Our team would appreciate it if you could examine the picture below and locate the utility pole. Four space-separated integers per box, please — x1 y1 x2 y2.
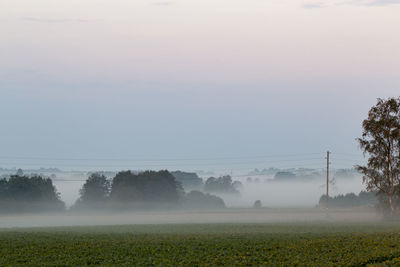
326 151 330 209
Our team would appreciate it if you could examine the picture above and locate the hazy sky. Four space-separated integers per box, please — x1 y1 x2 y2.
1 0 399 171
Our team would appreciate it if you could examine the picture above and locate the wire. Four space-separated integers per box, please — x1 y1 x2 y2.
0 152 324 162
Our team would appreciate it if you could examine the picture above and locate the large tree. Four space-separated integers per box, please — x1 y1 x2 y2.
78 173 110 203
110 170 183 203
356 97 400 216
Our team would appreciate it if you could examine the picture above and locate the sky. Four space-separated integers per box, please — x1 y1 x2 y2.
0 0 399 171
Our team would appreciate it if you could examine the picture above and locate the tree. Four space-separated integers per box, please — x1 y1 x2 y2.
78 173 110 203
16 168 23 176
253 200 262 208
183 190 225 209
171 171 203 190
204 175 240 194
0 178 8 200
110 170 183 203
7 175 61 202
273 172 296 181
318 191 378 208
0 175 65 213
356 97 400 216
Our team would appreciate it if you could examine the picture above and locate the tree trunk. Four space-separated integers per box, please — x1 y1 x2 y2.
389 191 394 215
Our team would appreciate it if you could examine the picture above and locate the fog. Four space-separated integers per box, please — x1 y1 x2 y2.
46 171 365 208
53 180 84 207
0 167 374 228
225 175 364 208
0 208 380 228
4 169 362 208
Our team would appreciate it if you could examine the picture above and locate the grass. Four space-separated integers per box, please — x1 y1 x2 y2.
1 222 400 266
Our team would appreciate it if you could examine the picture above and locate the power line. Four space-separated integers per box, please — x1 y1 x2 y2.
0 152 323 163
0 157 327 168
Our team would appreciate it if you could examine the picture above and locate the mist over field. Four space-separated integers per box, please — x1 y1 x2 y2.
224 175 363 208
1 166 364 210
0 166 377 229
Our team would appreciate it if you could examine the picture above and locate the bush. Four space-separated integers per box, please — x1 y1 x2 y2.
183 191 225 209
253 200 262 208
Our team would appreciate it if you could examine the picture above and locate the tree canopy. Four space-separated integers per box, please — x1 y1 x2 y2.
204 176 241 194
73 170 227 211
171 171 203 190
183 190 225 209
78 173 110 203
0 175 65 213
110 170 183 203
318 191 377 208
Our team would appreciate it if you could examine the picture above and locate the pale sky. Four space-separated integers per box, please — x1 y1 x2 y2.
0 0 399 171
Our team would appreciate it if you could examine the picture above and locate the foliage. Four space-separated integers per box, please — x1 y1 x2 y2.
3 223 400 266
171 171 204 190
0 178 7 199
183 190 225 209
72 173 110 210
74 170 228 210
79 173 110 203
0 175 65 213
109 170 183 203
356 97 400 216
318 191 378 208
204 175 241 194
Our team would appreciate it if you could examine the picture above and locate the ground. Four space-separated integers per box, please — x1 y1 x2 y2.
2 221 400 266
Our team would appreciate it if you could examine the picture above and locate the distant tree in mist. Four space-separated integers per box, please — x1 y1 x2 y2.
16 168 23 176
72 170 229 211
0 178 8 200
232 180 244 191
318 191 377 208
7 175 61 202
78 173 110 203
273 172 296 181
171 171 203 190
183 190 225 209
110 170 183 203
204 176 240 194
0 175 65 213
356 97 400 217
253 200 262 208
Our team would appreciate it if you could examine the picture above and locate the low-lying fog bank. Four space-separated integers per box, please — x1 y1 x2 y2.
1 168 365 209
51 174 364 208
0 208 380 228
225 176 364 207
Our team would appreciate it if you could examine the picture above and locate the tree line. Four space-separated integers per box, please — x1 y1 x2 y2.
74 170 229 210
0 175 65 213
0 170 227 213
318 191 378 208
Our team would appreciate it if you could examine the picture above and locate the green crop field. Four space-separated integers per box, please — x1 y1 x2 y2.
2 223 400 266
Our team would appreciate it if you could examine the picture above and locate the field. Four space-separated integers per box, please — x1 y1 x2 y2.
2 222 400 266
